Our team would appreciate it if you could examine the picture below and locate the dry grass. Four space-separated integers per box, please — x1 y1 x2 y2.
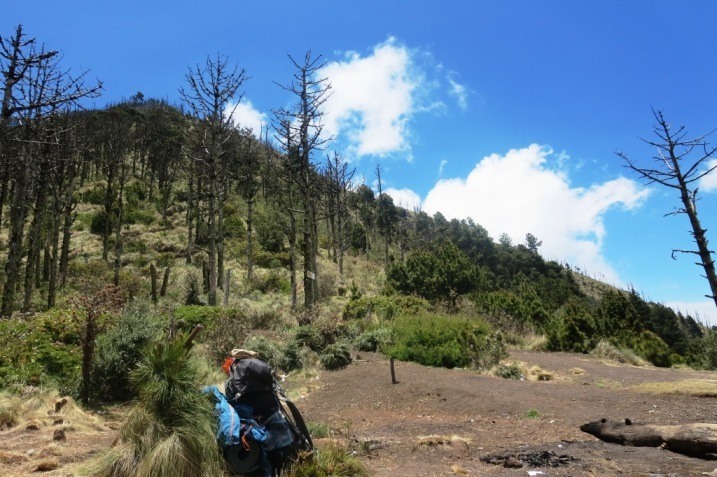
0 389 106 434
570 367 586 375
629 379 717 397
591 340 650 367
416 434 472 447
526 365 554 381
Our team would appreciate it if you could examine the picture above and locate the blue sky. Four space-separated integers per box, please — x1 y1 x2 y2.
4 1 717 323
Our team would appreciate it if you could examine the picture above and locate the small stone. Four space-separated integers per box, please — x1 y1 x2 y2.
52 429 66 441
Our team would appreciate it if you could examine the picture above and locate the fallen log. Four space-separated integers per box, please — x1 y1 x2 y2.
580 418 717 459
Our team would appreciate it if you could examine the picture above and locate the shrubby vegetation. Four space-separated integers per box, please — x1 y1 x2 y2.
3 23 715 477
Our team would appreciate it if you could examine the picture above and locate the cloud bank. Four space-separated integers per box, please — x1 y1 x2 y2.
421 144 649 283
385 187 422 211
225 99 267 138
323 38 421 158
701 159 717 192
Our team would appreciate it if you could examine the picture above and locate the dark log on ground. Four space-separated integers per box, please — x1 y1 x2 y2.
581 418 717 459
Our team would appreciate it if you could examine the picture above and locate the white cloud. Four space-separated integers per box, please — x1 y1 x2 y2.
323 38 421 157
422 144 649 284
438 159 448 176
447 77 468 111
225 99 267 138
665 300 717 326
385 187 422 211
700 159 717 192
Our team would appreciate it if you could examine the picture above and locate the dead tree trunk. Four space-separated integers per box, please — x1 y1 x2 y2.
581 419 717 458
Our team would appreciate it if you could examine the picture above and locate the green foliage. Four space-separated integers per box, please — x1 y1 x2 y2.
285 442 368 477
387 242 486 304
81 186 106 205
385 314 505 369
255 207 288 253
252 249 291 268
173 305 222 331
124 208 156 226
124 182 147 207
545 299 597 353
495 362 523 380
319 343 352 370
695 328 717 370
343 294 430 321
0 311 83 389
624 330 672 367
91 336 223 477
92 300 163 402
354 328 393 352
242 335 305 372
223 214 246 239
251 270 291 293
183 271 203 306
90 210 110 235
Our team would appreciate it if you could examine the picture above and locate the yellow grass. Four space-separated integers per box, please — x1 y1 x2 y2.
417 434 472 447
629 379 717 397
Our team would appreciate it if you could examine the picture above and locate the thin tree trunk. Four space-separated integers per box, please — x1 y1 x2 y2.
185 173 195 264
207 175 217 306
58 200 74 288
247 198 254 281
2 147 32 316
23 173 48 310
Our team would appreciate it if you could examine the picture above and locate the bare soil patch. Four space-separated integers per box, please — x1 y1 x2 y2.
297 349 717 476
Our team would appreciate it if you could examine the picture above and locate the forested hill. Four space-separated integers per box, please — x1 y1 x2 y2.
1 92 711 382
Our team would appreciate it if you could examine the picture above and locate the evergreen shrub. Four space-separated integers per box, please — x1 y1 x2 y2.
92 300 163 402
385 314 505 369
319 343 352 370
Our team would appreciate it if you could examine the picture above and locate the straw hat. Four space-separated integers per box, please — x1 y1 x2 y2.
230 348 258 359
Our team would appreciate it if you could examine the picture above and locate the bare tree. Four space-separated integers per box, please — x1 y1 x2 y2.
233 128 262 282
324 151 354 275
1 25 101 316
618 109 717 309
180 54 247 306
274 52 331 308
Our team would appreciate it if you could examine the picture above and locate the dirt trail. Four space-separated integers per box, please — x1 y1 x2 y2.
298 350 717 476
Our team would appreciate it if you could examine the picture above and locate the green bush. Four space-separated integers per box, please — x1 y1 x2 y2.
253 249 291 268
201 313 250 365
173 305 223 331
242 335 305 373
385 314 505 369
0 314 82 389
81 186 106 205
354 328 392 352
495 362 523 380
124 208 156 226
90 210 110 235
124 182 147 207
92 300 163 402
343 295 430 321
251 270 291 294
184 270 204 305
625 330 673 368
294 325 325 352
319 343 352 370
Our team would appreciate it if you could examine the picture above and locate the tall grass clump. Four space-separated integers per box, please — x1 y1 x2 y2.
88 335 223 477
285 442 368 477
